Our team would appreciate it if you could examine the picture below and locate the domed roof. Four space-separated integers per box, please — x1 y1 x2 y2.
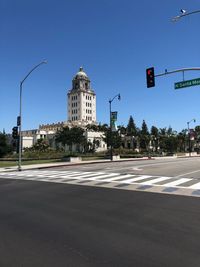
75 67 88 78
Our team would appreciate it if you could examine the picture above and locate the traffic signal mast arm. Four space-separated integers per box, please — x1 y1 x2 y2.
155 67 200 78
172 10 200 22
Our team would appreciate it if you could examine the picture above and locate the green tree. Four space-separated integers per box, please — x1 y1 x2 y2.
86 124 99 132
0 132 11 157
55 126 86 152
117 125 126 135
127 116 137 136
55 126 71 147
139 120 150 151
150 126 159 152
177 129 187 152
32 138 50 152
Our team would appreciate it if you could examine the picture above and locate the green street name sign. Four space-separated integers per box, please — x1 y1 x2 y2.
175 78 200 89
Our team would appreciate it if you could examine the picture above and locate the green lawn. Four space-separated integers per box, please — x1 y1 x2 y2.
0 159 61 168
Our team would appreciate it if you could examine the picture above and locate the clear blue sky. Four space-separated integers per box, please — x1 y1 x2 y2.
1 0 200 133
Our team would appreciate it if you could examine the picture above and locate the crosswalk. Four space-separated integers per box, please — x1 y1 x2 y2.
0 170 200 197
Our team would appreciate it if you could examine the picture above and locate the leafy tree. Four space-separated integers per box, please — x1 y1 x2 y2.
55 126 71 147
0 132 11 157
32 138 50 152
103 127 121 149
86 124 99 132
159 127 167 136
55 126 86 152
118 125 126 135
98 123 109 132
164 136 178 153
150 126 159 152
139 120 150 151
127 116 137 136
151 126 159 137
141 120 149 136
177 129 187 152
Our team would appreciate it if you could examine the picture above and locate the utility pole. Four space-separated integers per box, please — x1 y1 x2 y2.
109 94 121 161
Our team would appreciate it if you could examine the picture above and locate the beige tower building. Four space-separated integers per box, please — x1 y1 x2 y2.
67 67 96 124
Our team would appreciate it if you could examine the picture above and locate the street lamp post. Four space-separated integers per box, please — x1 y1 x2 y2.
187 118 196 157
18 60 47 171
109 94 121 161
172 9 200 22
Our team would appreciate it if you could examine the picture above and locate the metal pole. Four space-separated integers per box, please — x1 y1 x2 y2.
18 82 22 171
172 10 200 22
109 100 113 161
187 122 191 157
155 67 200 78
108 94 120 161
187 119 196 157
18 60 47 171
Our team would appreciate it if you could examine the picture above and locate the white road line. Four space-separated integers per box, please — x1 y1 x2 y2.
132 159 196 169
58 172 105 179
189 182 200 190
163 178 192 187
140 176 173 185
122 175 153 184
174 169 200 178
99 174 135 182
79 173 120 180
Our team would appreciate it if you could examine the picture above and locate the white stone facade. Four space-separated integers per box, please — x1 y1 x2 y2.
67 67 96 124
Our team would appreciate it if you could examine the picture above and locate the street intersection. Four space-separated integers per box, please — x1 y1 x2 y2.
0 157 200 266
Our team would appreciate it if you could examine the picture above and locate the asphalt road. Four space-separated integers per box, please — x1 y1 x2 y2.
0 158 200 267
55 157 200 179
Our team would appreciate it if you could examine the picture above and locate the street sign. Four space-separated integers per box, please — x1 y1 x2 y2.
111 111 117 121
111 111 118 132
175 78 200 89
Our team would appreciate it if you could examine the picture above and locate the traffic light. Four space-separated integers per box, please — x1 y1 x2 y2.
12 126 18 139
146 67 155 88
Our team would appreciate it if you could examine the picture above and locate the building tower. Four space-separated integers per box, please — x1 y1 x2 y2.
67 67 96 125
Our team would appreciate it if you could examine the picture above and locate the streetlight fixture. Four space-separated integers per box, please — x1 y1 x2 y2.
187 118 196 157
18 60 47 171
172 9 200 22
109 93 121 161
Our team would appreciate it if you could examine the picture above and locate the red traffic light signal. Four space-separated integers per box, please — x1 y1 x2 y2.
146 67 155 88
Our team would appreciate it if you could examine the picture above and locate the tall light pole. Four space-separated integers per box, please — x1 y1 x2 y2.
187 118 196 157
172 9 200 22
109 93 121 161
18 60 47 171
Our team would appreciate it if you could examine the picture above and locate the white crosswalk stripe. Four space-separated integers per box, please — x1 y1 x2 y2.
140 176 173 185
122 175 152 183
0 170 200 197
163 178 192 187
189 182 200 189
99 174 135 182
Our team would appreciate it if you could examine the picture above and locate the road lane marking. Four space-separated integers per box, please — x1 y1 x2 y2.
189 182 200 189
174 169 200 178
163 178 192 187
58 172 105 178
122 175 153 183
132 159 198 169
98 174 134 182
140 176 173 185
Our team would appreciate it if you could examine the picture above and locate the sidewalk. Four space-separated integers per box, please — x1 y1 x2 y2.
0 157 152 172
